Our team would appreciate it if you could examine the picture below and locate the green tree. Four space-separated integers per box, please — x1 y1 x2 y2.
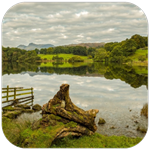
131 34 145 49
138 55 146 62
109 45 124 63
94 48 107 62
121 39 137 56
104 42 119 52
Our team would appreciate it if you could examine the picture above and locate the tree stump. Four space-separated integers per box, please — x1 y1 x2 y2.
22 84 99 147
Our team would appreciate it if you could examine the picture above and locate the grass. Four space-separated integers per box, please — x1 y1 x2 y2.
38 53 93 62
2 117 142 148
126 49 148 67
132 66 148 75
128 49 148 62
51 133 142 148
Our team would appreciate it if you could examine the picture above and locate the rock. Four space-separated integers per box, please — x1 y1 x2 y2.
16 104 30 109
134 120 139 124
23 109 34 113
2 106 15 112
110 126 115 129
41 84 99 138
32 104 42 111
98 118 106 124
137 126 147 133
2 110 22 119
141 103 148 118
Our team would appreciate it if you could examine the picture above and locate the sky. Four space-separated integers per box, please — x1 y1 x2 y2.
2 2 148 47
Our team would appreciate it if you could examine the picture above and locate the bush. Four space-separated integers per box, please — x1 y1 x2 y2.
68 56 84 63
138 55 146 62
87 55 92 59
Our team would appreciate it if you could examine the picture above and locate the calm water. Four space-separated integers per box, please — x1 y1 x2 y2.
2 62 148 137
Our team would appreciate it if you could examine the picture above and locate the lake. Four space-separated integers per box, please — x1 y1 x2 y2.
2 62 148 138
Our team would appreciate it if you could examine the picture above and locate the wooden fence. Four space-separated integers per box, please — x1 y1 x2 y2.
2 85 34 108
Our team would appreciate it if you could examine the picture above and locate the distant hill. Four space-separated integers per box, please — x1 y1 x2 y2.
17 43 54 50
64 42 105 48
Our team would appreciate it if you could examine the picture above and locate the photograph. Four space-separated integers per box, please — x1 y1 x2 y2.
1 1 148 148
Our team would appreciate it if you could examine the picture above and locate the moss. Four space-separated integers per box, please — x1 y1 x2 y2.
2 117 143 148
2 106 15 112
53 104 60 107
73 111 84 120
21 122 65 148
65 121 78 128
49 114 62 120
22 109 34 113
2 110 22 119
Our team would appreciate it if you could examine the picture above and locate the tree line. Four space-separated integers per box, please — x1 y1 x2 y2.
2 47 41 62
2 34 147 63
94 34 148 63
2 45 98 62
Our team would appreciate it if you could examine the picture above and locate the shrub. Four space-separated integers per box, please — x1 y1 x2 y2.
68 56 84 63
138 55 146 62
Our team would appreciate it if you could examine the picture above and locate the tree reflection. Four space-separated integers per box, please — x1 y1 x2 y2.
2 62 147 89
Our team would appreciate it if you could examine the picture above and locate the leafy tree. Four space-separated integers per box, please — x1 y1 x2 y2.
94 48 107 62
68 56 84 62
138 55 146 62
109 45 125 63
104 42 119 52
35 48 40 54
131 34 145 49
47 47 54 54
121 39 137 56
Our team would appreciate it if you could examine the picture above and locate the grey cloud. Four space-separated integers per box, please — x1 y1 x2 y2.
2 2 148 47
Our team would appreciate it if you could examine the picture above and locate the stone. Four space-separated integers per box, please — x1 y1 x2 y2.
23 109 34 113
2 110 22 119
141 103 148 118
32 104 42 111
110 126 115 129
98 118 106 124
16 104 31 109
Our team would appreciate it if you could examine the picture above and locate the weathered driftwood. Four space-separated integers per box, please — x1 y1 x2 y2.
41 84 99 139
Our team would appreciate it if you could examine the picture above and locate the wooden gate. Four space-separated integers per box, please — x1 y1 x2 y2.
2 85 34 108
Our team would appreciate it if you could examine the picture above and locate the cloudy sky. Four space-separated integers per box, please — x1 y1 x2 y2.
2 2 148 47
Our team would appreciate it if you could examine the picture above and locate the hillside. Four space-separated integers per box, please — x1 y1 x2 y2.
17 43 54 50
64 42 105 48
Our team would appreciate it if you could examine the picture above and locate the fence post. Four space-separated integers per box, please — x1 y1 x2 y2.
14 88 16 100
6 85 9 101
31 87 33 99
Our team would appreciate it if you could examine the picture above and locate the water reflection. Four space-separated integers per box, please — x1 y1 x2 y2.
2 62 148 89
2 62 148 137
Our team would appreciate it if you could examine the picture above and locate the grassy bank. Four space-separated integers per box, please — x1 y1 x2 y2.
126 49 148 66
2 117 142 148
38 54 93 62
51 133 142 148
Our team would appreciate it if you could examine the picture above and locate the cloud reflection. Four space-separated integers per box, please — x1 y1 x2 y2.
2 73 147 110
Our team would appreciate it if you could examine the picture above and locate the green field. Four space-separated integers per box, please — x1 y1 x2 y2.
2 117 142 148
128 49 148 61
38 53 92 61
